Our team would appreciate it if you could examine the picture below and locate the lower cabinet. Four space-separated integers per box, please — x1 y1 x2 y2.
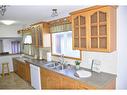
40 67 91 89
40 67 62 89
25 63 31 84
13 58 31 84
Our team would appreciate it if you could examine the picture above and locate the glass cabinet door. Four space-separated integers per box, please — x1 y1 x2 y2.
90 11 107 50
98 11 107 49
31 27 36 46
80 15 86 49
90 12 98 48
74 16 79 48
37 25 43 47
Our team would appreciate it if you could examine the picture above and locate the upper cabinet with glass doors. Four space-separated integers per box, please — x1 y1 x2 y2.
72 13 88 50
31 22 51 48
70 6 117 52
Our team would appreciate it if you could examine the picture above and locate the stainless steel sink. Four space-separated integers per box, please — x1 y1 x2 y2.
52 64 71 71
45 62 60 68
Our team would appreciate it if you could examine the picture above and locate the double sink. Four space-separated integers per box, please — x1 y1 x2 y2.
45 62 70 71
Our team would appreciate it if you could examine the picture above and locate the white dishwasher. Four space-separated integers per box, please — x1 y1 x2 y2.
30 64 41 89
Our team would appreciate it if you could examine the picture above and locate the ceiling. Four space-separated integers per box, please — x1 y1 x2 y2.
0 5 90 27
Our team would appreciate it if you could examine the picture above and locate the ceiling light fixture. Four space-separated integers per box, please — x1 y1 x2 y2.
0 20 16 25
51 9 58 17
0 5 6 16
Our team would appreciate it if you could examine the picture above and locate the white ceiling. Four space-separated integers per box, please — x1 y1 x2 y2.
0 5 90 26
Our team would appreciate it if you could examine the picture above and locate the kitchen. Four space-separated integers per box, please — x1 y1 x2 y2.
0 5 127 90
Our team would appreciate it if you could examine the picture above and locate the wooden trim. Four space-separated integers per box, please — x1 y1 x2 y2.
70 5 117 15
48 16 71 27
52 54 81 60
50 32 82 60
30 21 48 26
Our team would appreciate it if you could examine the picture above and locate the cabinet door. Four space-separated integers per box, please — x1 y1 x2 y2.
37 25 43 47
31 27 36 46
72 14 87 50
25 63 31 84
79 15 87 50
13 59 18 74
22 63 26 79
73 16 79 49
40 68 62 89
89 10 108 51
40 68 48 89
61 76 78 89
46 75 61 89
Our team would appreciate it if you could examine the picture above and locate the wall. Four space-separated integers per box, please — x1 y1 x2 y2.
0 40 3 53
52 50 117 74
81 51 117 74
2 38 21 54
116 6 127 89
0 25 22 37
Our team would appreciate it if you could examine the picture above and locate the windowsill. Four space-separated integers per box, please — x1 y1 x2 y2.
23 43 32 45
52 54 81 60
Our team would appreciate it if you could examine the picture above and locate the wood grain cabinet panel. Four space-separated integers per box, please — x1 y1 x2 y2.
13 59 31 84
40 67 62 89
25 63 31 84
70 6 117 52
72 13 87 50
40 67 115 89
31 22 50 48
40 67 92 89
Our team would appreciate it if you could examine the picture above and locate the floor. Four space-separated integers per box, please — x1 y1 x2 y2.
0 73 33 89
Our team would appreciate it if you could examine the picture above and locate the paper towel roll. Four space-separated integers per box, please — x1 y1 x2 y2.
47 52 51 61
39 48 42 60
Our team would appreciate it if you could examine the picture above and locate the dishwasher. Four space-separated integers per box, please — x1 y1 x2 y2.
30 64 41 89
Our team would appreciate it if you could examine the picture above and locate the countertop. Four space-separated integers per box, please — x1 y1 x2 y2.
13 57 117 89
0 53 21 57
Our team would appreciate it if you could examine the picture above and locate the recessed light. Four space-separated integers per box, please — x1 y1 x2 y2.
0 20 16 25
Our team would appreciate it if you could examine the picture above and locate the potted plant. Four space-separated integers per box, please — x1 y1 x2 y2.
75 61 81 70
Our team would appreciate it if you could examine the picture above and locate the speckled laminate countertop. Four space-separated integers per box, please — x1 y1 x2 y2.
13 57 116 89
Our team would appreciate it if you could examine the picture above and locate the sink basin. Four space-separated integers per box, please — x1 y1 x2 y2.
75 70 92 78
45 62 60 68
52 65 67 70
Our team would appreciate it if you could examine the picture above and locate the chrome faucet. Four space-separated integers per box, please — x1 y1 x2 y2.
60 54 64 64
59 54 64 70
91 59 94 72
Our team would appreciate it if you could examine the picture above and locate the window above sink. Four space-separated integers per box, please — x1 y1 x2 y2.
51 31 81 60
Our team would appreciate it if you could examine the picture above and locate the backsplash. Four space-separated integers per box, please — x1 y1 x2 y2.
52 51 117 74
23 46 117 74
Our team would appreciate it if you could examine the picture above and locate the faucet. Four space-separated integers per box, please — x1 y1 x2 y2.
91 59 94 72
59 54 64 70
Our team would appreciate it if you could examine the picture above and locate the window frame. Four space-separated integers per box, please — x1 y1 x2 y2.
50 32 82 60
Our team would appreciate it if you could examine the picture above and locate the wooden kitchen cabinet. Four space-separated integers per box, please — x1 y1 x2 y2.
13 58 18 73
40 67 93 89
31 22 51 48
13 58 31 84
72 13 88 50
40 67 62 89
70 6 117 52
25 63 31 83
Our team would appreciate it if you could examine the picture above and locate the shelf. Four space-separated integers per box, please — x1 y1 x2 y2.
91 23 97 26
74 37 79 39
80 36 86 38
75 25 79 28
90 36 98 38
99 22 107 25
80 25 86 27
99 35 107 37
